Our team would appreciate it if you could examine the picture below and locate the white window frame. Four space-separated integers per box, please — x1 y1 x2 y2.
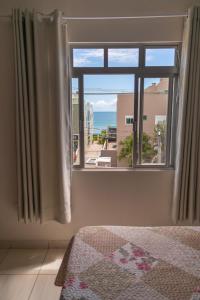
71 44 180 169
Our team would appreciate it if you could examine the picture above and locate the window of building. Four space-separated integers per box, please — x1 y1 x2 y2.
125 116 134 125
71 45 179 169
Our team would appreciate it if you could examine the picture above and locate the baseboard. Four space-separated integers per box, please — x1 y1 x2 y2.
0 239 70 249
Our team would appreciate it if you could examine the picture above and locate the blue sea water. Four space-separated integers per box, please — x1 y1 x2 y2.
93 111 116 134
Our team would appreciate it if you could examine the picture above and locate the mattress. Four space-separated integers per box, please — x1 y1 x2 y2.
59 226 200 300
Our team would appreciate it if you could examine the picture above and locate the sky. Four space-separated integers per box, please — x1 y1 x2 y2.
84 75 134 112
72 48 174 112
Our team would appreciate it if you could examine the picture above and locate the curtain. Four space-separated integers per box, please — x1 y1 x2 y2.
12 9 72 224
173 7 200 224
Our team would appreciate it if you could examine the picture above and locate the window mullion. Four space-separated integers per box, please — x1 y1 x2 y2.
133 75 139 167
171 75 179 167
138 77 144 165
139 45 145 68
79 75 85 168
166 76 174 167
104 47 108 67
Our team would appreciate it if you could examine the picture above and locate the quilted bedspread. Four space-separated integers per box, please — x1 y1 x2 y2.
59 226 200 300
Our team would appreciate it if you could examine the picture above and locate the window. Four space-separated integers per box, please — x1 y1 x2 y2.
72 78 80 165
83 74 134 168
140 78 169 165
145 48 176 66
73 48 104 67
108 48 139 67
125 116 134 125
71 45 178 169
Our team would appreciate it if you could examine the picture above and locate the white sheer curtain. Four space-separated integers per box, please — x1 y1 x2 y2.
13 9 72 224
173 7 200 224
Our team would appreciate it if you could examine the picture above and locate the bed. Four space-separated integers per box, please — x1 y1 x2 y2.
56 226 200 300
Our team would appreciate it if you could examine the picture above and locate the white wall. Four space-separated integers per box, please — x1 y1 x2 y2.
0 0 195 241
0 0 196 16
0 0 197 42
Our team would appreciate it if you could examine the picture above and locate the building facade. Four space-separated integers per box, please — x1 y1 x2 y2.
117 78 169 166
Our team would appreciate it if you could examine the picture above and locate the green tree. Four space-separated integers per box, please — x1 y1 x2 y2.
119 133 156 166
153 121 167 163
118 135 133 166
93 134 98 142
142 133 157 163
98 130 107 145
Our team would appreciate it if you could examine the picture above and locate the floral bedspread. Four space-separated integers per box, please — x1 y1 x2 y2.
59 226 200 300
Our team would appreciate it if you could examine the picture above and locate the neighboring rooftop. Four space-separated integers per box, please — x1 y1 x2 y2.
144 78 169 93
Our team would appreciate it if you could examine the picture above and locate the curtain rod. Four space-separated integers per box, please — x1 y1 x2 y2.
0 13 188 20
68 41 182 44
63 14 188 20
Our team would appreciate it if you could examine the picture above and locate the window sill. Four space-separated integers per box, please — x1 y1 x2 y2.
72 167 174 172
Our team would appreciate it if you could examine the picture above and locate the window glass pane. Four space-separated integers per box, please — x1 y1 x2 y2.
141 78 169 165
73 48 104 67
145 48 175 66
72 78 80 165
108 48 139 67
83 74 135 168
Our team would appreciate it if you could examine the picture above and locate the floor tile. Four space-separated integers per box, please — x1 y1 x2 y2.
0 249 47 275
0 249 8 264
40 249 65 274
29 274 61 300
0 275 36 300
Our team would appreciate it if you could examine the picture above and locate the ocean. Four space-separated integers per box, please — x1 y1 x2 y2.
93 111 116 134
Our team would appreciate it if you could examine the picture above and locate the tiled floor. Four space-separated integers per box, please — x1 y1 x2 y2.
0 248 65 300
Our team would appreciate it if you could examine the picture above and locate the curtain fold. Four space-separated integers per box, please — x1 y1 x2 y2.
173 6 200 224
12 9 72 224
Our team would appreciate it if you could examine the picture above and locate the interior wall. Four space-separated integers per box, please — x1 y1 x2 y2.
0 0 196 16
0 0 198 43
0 0 195 241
